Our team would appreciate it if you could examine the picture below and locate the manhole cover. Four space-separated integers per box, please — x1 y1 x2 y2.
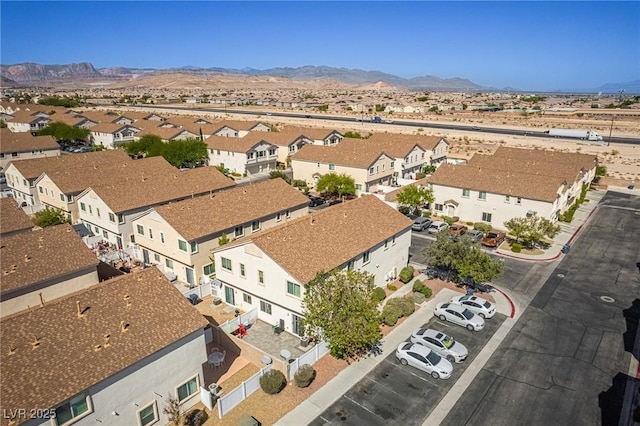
600 296 615 303
557 273 565 278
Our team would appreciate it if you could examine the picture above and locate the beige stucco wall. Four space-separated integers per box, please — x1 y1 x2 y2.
0 148 60 171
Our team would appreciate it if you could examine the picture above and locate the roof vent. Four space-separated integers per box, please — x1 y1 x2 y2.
39 292 45 307
310 217 315 225
124 294 132 306
77 300 86 318
7 345 16 356
93 344 102 352
103 333 111 347
31 336 41 350
120 321 130 333
23 255 31 263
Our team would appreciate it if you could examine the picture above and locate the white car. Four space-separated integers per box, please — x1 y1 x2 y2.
410 328 468 363
434 302 485 331
395 342 453 379
428 221 449 234
450 295 496 319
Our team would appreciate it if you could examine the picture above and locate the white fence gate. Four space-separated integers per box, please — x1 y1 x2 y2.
217 365 272 418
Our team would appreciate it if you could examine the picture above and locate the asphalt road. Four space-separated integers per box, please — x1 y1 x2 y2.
309 313 507 426
440 191 640 426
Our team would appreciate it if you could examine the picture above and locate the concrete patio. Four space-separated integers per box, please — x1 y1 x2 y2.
241 319 309 362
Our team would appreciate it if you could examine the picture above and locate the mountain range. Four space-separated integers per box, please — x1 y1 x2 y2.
1 62 638 94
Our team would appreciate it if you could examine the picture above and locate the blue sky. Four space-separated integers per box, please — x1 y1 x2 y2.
1 1 639 91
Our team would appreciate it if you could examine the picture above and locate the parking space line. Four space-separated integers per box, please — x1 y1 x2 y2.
343 395 382 420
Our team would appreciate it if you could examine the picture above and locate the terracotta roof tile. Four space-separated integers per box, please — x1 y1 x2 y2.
0 128 60 154
365 133 445 156
0 224 99 296
153 178 309 241
205 132 276 152
0 267 208 424
291 138 392 169
0 198 33 236
246 195 412 284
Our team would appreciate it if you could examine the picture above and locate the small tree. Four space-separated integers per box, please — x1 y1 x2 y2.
259 369 287 394
396 185 434 214
504 213 561 249
269 170 292 184
303 269 381 360
294 364 316 388
162 396 182 426
32 208 69 228
316 173 356 199
218 233 230 246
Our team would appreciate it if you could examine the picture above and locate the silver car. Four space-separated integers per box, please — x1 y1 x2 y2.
434 302 485 331
428 221 449 234
450 295 496 319
395 342 453 379
410 328 468 363
466 229 484 243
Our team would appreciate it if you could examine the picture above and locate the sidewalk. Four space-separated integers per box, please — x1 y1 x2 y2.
495 188 606 262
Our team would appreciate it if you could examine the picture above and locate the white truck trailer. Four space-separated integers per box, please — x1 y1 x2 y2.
547 128 604 142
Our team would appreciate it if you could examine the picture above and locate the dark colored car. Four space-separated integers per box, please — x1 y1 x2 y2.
481 231 506 248
327 198 343 206
424 265 455 282
460 276 494 294
308 196 325 207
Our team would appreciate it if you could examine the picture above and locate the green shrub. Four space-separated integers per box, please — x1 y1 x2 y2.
474 222 492 232
452 216 460 223
386 283 397 291
398 205 411 215
423 211 431 218
511 243 522 253
466 221 474 226
442 216 454 225
399 266 414 283
415 172 427 179
184 409 207 426
420 286 432 298
372 287 386 303
396 296 415 317
381 303 402 326
412 279 424 293
259 369 287 395
294 364 316 388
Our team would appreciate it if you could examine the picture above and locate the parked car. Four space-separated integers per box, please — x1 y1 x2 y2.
411 216 432 232
434 302 485 331
395 342 453 379
327 198 343 206
450 295 496 319
467 229 484 243
448 224 468 238
423 265 455 281
481 230 506 248
308 195 325 207
459 276 495 294
428 221 449 234
410 328 468 363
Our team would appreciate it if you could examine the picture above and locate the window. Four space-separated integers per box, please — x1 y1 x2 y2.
355 184 362 191
38 186 43 194
435 203 444 212
137 402 158 426
67 195 73 203
204 263 215 275
482 212 492 222
276 212 282 222
462 189 470 198
80 202 86 212
258 270 264 284
60 193 65 202
54 393 91 425
88 205 92 214
269 148 276 155
289 145 296 153
251 221 260 232
287 281 301 297
391 161 395 168
109 212 115 223
221 257 232 271
178 239 188 252
239 263 245 277
154 253 160 262
176 376 199 403
165 258 174 269
505 195 510 203
96 208 101 218
118 214 125 224
363 250 370 264
257 150 266 158
329 164 335 171
260 300 272 315
382 164 385 171
384 239 389 250
516 197 522 205
316 162 320 168
285 210 291 218
478 191 487 200
369 167 374 175
190 241 198 253
243 293 252 304
160 232 165 244
347 260 354 270
247 152 254 159
137 224 144 235
148 228 153 239
392 235 396 245
94 226 99 234
102 230 108 239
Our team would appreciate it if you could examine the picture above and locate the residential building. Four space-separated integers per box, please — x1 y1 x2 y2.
0 197 33 238
75 165 235 250
0 224 99 318
426 146 598 226
4 109 51 133
0 267 209 426
213 195 412 335
89 123 141 149
0 129 61 170
205 132 279 175
211 120 271 137
131 178 310 287
4 150 131 208
290 138 395 193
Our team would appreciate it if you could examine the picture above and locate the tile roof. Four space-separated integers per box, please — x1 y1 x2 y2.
135 125 197 140
491 146 597 171
5 109 50 123
89 122 139 134
0 267 208 424
0 224 99 297
85 165 236 213
205 132 276 153
0 128 60 154
0 198 33 236
291 138 393 169
213 120 266 132
244 195 412 284
365 133 444 156
7 149 130 180
152 178 310 241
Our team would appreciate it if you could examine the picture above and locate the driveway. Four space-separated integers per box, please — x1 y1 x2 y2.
309 313 507 426
439 191 640 426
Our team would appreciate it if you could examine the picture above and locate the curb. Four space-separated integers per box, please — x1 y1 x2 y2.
494 287 516 318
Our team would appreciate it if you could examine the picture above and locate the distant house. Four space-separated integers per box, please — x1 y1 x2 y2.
0 267 210 426
89 123 141 149
211 120 271 137
0 197 33 238
263 126 343 163
212 196 412 335
131 179 310 286
205 132 279 175
0 224 100 318
5 109 51 133
0 128 61 171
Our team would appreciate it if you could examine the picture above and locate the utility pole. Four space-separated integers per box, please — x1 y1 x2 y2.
608 115 615 146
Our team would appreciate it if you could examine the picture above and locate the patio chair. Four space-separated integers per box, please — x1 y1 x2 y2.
220 351 226 367
210 347 220 354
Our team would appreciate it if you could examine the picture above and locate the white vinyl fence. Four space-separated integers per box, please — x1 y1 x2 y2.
218 307 259 334
288 341 330 378
217 365 272 418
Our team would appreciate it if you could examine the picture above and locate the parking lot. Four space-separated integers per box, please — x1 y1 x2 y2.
309 312 507 426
